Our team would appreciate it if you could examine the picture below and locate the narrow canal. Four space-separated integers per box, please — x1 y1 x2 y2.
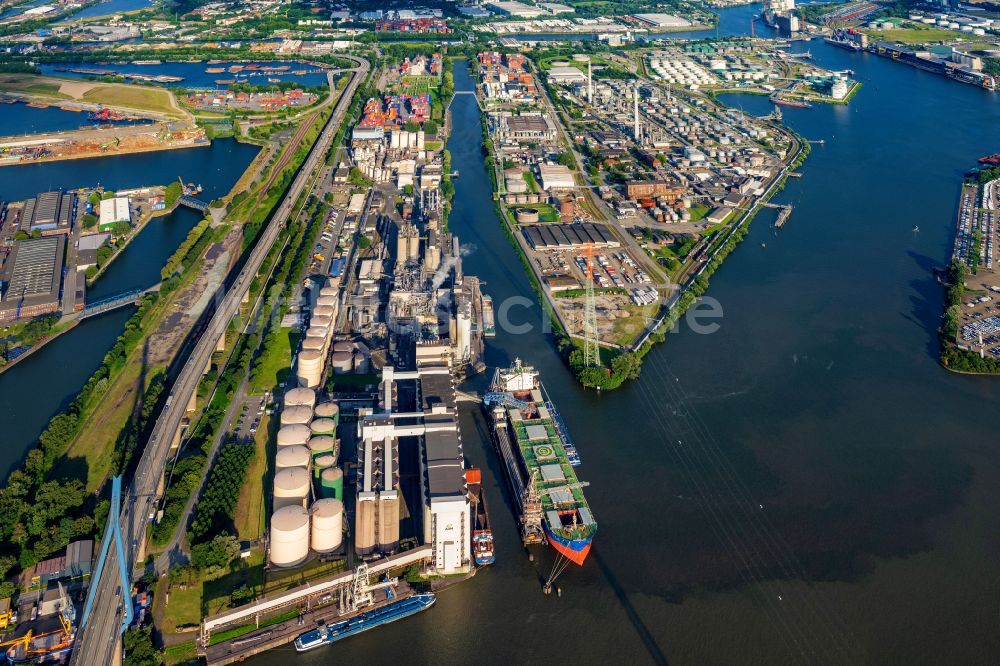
0 138 258 477
256 13 1000 662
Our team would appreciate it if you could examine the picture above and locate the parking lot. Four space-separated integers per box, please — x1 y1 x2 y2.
955 179 1000 355
234 395 266 443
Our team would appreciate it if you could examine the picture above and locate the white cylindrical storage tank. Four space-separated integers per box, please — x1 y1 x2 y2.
390 129 400 149
306 326 329 340
314 401 339 419
311 314 333 329
280 405 313 427
297 350 324 388
308 435 336 456
319 286 338 298
313 304 335 319
311 418 336 436
274 467 311 510
330 351 353 374
310 498 344 553
332 341 353 353
277 424 312 448
269 505 310 567
417 130 425 151
314 453 336 471
302 336 326 354
316 294 338 308
276 445 311 469
283 387 315 409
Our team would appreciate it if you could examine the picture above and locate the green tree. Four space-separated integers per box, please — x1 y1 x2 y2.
123 627 161 666
81 213 98 229
190 534 240 573
557 151 577 170
423 120 439 135
348 167 372 187
101 190 116 200
12 231 28 241
112 221 132 237
164 182 182 207
88 191 101 206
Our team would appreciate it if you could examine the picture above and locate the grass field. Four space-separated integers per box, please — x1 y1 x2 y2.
54 359 152 492
159 551 267 634
0 74 187 120
867 27 967 44
81 84 183 119
164 641 197 666
612 303 658 347
396 74 439 95
0 77 70 98
689 202 711 222
248 327 297 395
233 412 273 541
263 558 347 596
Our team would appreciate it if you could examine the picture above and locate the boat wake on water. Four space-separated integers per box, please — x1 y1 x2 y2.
632 349 866 664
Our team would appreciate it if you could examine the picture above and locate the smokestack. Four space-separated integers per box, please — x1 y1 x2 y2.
633 86 640 142
587 59 592 104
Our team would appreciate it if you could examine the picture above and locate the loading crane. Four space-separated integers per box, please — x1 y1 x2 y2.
482 391 529 412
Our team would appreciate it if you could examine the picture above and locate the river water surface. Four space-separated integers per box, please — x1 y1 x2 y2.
252 7 1000 664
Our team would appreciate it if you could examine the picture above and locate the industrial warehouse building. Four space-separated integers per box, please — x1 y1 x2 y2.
625 179 685 200
547 66 588 85
98 197 131 233
20 191 75 236
538 164 575 190
499 113 558 143
0 236 65 321
522 222 619 251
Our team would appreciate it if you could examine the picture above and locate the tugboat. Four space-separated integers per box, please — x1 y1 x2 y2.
466 468 495 566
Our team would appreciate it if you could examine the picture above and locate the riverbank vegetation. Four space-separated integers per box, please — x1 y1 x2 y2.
939 258 1000 374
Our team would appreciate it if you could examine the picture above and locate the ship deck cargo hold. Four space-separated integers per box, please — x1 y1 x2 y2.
484 359 596 566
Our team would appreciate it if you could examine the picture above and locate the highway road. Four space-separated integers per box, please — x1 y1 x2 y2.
71 53 370 666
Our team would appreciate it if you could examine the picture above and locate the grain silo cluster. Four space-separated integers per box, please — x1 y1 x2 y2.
296 278 342 388
268 383 346 568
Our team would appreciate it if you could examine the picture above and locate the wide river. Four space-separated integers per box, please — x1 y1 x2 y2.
253 5 1000 665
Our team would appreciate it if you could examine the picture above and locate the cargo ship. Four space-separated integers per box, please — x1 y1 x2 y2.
823 36 863 52
293 593 435 653
466 468 495 566
771 97 812 109
481 294 495 337
485 360 596 565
